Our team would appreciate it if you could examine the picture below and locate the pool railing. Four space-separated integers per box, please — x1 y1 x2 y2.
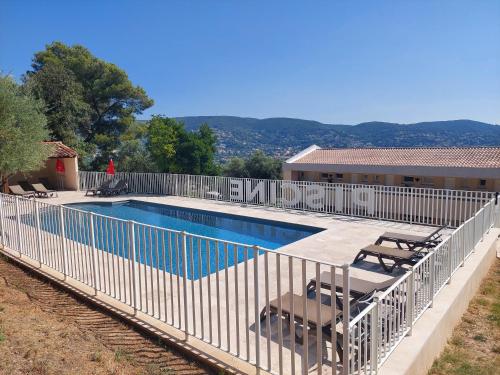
0 186 499 375
79 171 495 228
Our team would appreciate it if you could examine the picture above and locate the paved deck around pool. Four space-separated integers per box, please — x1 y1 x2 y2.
52 191 440 274
2 191 457 375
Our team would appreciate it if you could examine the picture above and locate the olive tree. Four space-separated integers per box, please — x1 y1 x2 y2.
0 75 50 192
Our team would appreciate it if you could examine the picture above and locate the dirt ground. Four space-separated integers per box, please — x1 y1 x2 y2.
429 258 500 375
0 255 213 375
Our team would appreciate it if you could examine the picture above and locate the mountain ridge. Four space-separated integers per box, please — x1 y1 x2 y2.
167 116 499 160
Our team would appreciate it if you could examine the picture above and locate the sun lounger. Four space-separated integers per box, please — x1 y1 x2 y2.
353 244 425 273
39 177 56 191
85 180 112 196
260 292 343 354
9 185 36 198
101 179 128 196
31 183 58 198
260 290 377 363
307 271 400 305
18 180 33 192
375 225 446 250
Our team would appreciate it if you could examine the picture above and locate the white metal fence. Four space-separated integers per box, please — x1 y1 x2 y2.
1 173 499 374
79 171 494 228
0 192 353 375
346 196 498 374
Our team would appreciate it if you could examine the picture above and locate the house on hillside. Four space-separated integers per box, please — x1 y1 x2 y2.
282 145 500 191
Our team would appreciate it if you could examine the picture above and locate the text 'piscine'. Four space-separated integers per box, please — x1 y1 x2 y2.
228 179 375 214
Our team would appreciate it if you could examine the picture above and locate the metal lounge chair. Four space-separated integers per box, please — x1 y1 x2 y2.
38 177 56 190
101 179 128 196
353 244 425 273
375 224 447 250
85 180 112 196
9 185 36 198
307 271 400 307
259 292 344 355
260 290 377 363
31 183 58 198
305 271 402 363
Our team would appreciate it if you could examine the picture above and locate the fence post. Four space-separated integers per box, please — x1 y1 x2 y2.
481 208 486 241
460 225 465 267
429 251 435 308
128 220 137 315
253 245 261 374
472 213 477 252
0 194 4 249
370 297 379 374
342 263 350 375
446 240 452 285
89 213 98 296
34 200 43 267
14 196 22 256
407 268 415 336
181 231 189 335
59 206 67 280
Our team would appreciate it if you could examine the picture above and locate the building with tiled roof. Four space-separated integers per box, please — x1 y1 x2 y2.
283 145 500 191
43 141 78 158
10 141 80 191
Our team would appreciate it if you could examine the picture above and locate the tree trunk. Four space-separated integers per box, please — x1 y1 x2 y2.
0 175 10 194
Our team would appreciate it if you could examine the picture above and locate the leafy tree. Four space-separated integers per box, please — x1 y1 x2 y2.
245 150 282 179
146 117 218 175
222 150 282 179
25 41 153 169
115 121 157 172
222 157 247 178
0 75 50 192
175 123 219 175
24 62 91 146
148 116 183 172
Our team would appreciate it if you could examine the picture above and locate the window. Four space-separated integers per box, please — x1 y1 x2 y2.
321 173 328 179
336 173 343 179
374 175 380 181
362 174 369 182
403 176 414 182
479 179 486 186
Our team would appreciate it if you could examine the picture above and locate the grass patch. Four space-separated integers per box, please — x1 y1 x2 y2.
0 326 5 343
429 259 500 375
488 302 500 327
114 348 132 363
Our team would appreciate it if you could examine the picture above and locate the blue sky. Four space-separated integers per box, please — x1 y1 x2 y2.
1 0 499 125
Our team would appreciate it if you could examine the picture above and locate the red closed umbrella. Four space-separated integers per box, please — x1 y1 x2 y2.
55 159 65 174
106 159 115 175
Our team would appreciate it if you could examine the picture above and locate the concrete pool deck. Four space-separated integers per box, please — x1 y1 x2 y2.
2 191 497 375
51 191 441 278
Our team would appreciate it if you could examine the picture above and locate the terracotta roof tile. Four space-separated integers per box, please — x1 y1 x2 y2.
291 147 500 169
43 141 78 158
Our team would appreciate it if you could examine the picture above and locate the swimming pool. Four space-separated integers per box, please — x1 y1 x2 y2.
67 200 321 249
60 200 323 279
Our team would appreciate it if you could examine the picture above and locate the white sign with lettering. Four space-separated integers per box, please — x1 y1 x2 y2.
229 179 375 214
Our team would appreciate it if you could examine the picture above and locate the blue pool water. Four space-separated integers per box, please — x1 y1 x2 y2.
68 200 321 250
50 200 323 279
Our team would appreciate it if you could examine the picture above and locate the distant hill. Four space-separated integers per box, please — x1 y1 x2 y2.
172 117 500 161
